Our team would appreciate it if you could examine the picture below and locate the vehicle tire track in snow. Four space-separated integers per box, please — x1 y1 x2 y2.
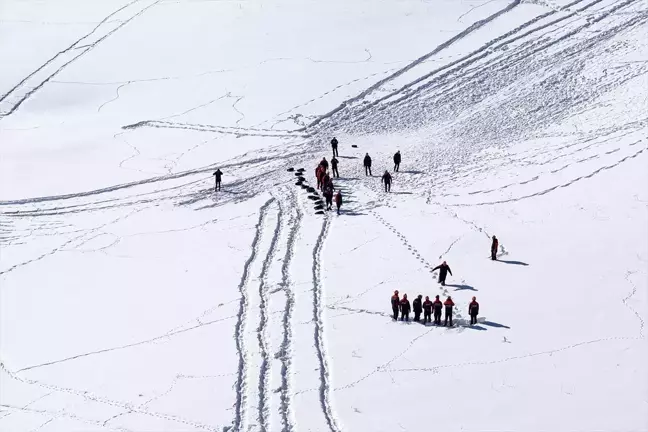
311 215 342 432
276 192 303 432
256 196 284 432
232 198 275 432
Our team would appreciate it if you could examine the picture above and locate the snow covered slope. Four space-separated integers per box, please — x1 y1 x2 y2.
1 0 647 431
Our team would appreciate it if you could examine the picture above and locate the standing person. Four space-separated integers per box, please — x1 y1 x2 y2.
331 156 339 178
422 296 433 324
469 296 480 325
363 153 372 176
335 190 343 215
391 290 400 320
321 172 331 191
213 169 223 191
381 170 392 192
491 235 499 260
444 296 455 327
433 295 443 325
331 137 339 157
323 185 333 211
432 261 453 286
400 294 411 321
315 165 323 189
393 151 401 172
320 157 329 171
412 294 423 322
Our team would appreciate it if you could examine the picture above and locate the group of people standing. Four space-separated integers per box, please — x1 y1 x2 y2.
391 291 480 326
315 157 343 214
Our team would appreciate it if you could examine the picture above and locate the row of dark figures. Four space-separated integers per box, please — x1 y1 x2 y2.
392 291 480 326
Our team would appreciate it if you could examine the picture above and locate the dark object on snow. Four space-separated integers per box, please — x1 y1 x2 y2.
295 181 302 186
308 195 318 200
469 297 479 325
363 153 372 176
331 157 339 178
412 295 422 322
444 296 455 326
400 295 411 321
315 210 325 215
393 151 401 172
297 176 305 182
491 236 499 260
307 187 316 193
314 204 324 210
432 261 452 286
213 169 223 191
335 190 342 215
351 144 358 148
301 184 308 189
297 167 305 172
294 172 302 177
287 167 295 172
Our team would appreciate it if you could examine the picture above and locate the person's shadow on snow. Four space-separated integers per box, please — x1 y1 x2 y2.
447 284 477 291
497 259 529 266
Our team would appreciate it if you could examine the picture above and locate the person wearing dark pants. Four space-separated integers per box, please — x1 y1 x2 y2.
391 291 400 320
335 190 342 215
444 296 455 326
363 153 372 176
433 295 443 325
412 295 422 322
491 235 499 260
331 157 339 178
331 137 339 157
382 171 392 192
432 261 452 286
213 169 223 191
422 296 433 324
469 296 479 325
393 151 401 172
400 294 411 321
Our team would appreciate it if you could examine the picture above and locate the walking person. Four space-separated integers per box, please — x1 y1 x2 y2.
391 290 400 320
432 261 453 286
444 296 455 327
400 294 411 321
491 235 499 260
321 172 331 191
335 190 342 215
315 165 323 189
213 169 223 191
323 185 333 211
381 170 392 192
422 296 433 324
393 151 401 172
320 157 329 171
433 295 443 325
363 153 372 176
331 156 339 178
413 294 423 322
331 137 339 157
469 296 480 325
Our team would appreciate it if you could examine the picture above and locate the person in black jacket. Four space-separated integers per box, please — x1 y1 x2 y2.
469 296 479 325
412 294 423 322
331 157 339 178
391 290 400 320
393 151 401 172
491 235 499 260
213 169 223 191
381 170 392 192
331 137 339 157
363 153 372 176
432 295 443 325
399 294 411 321
432 261 452 286
422 296 433 323
320 157 329 171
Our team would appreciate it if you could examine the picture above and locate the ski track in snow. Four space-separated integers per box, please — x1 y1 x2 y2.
232 198 275 432
311 216 342 432
276 191 303 432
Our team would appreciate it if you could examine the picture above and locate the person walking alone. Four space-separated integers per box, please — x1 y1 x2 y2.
393 151 401 172
335 190 342 215
432 261 453 286
213 169 223 191
491 235 499 260
382 170 392 192
363 153 372 176
331 137 339 157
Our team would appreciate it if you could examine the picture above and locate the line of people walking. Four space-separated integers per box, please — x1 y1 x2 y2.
315 157 343 214
391 291 480 326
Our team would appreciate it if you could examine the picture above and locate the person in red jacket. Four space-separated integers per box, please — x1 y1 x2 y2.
433 295 443 325
316 166 323 189
422 296 433 324
469 296 479 325
491 236 499 260
400 294 411 321
444 296 455 327
390 290 400 320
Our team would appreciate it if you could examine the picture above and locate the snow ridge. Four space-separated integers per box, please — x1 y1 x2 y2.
232 198 275 432
256 197 284 432
311 216 342 432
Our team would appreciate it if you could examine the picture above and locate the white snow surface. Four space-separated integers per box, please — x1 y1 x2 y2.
1 0 647 430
